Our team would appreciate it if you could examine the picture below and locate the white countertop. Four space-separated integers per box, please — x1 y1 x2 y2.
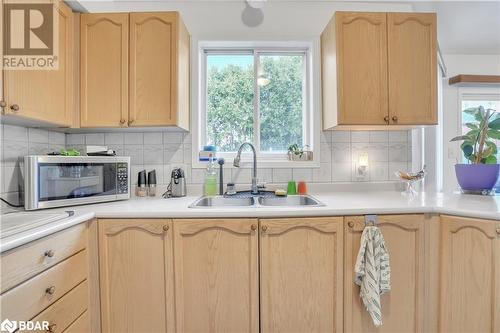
54 190 500 220
1 190 498 253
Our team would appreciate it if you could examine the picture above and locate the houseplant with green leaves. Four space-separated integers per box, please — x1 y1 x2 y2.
450 106 500 191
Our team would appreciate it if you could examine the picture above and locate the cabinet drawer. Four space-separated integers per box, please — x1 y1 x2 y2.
0 250 88 322
1 223 87 293
21 280 88 333
63 311 89 333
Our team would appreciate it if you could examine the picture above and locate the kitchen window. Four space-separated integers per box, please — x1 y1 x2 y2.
459 89 500 163
193 41 320 167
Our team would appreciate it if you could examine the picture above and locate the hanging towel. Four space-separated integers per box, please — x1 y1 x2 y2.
354 225 391 327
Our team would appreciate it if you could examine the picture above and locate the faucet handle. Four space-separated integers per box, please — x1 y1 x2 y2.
257 182 266 189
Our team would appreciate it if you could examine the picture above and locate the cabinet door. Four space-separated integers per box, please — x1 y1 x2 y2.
260 217 344 332
98 219 174 333
3 2 73 126
129 12 177 127
440 215 500 332
344 215 433 332
336 12 388 125
387 13 437 125
173 219 259 333
80 14 128 128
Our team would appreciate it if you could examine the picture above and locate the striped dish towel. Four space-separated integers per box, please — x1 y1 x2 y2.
354 226 391 327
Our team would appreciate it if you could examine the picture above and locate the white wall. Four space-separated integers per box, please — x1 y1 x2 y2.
76 1 412 39
441 54 500 191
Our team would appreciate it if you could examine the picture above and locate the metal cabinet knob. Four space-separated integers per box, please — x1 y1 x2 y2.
120 119 126 125
261 225 268 232
163 225 169 232
384 116 389 124
496 228 500 235
47 323 57 333
251 224 257 231
128 119 134 125
10 104 19 112
44 250 55 258
348 221 354 228
45 286 56 295
0 101 6 108
392 116 398 122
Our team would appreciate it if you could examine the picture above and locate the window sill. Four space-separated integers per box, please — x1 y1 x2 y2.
191 159 320 169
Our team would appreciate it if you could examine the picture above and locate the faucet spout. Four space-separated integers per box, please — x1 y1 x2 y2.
234 142 258 195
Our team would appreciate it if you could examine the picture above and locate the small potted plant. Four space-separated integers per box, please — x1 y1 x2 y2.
450 106 500 192
287 144 313 161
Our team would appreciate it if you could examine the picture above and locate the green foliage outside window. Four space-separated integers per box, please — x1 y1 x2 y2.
206 53 304 152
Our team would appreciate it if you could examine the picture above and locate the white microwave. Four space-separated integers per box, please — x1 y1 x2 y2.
22 156 130 210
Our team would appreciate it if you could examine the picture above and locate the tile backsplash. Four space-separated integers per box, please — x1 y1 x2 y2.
0 125 66 203
0 124 412 202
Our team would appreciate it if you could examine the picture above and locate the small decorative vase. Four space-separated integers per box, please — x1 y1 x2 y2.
455 164 500 192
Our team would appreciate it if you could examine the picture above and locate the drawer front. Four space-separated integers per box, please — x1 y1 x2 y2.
1 223 88 293
1 250 88 322
63 311 89 333
20 280 89 333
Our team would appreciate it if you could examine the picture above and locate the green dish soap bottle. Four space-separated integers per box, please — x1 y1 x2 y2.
204 154 218 196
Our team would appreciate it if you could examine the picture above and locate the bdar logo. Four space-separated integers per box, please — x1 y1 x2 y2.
4 2 54 56
0 319 17 333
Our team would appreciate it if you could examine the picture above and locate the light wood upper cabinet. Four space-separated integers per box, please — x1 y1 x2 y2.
321 11 437 129
129 12 189 128
98 219 174 333
80 12 189 129
440 215 500 333
334 12 388 126
80 13 129 128
172 219 259 333
2 1 74 126
259 217 344 333
388 13 437 125
344 214 440 332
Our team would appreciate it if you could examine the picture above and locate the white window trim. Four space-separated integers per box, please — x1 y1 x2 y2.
190 38 321 169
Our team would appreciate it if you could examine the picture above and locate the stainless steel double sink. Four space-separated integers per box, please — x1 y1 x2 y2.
189 194 324 208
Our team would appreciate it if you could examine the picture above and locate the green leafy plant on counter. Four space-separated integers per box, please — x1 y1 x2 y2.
450 106 500 164
59 148 81 156
287 144 305 157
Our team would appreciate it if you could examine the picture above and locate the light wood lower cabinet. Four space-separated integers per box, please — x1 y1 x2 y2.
440 215 500 333
172 218 259 333
98 219 174 333
260 217 344 332
344 214 440 333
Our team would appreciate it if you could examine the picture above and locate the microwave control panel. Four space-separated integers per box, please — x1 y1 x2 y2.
117 163 129 194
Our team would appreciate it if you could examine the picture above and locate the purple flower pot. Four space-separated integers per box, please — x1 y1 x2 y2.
455 164 500 191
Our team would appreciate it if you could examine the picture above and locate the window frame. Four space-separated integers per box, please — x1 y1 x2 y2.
191 39 321 169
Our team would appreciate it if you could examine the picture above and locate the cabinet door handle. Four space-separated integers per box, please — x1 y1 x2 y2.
0 101 6 108
496 228 500 235
44 250 55 258
45 286 56 295
261 225 268 232
384 116 389 124
128 119 134 125
163 225 169 232
10 104 19 112
120 119 126 125
250 224 257 231
392 116 398 122
348 221 354 228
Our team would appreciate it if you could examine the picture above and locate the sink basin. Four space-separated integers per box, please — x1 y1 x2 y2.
258 195 324 207
189 196 255 208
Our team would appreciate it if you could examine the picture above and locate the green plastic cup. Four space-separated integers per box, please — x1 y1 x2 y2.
287 181 297 195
